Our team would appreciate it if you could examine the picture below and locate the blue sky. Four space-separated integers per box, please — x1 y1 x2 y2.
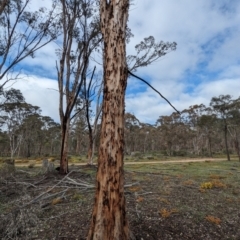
3 0 240 124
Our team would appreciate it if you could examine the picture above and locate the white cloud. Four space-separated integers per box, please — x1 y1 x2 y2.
2 0 240 125
124 0 240 123
5 75 60 123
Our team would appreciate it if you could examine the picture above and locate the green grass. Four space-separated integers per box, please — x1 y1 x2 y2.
124 160 240 186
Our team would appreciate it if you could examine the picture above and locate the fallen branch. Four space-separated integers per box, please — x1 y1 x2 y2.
21 171 74 208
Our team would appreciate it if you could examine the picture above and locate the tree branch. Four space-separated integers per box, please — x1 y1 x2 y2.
128 70 180 114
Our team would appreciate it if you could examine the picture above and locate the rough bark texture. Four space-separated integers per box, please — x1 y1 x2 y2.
87 0 130 239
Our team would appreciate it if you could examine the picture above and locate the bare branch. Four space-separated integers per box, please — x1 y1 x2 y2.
128 70 180 114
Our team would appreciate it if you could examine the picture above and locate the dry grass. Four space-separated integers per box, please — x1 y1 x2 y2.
129 186 141 192
158 197 170 204
159 208 178 218
205 215 221 225
136 196 144 202
1 160 240 239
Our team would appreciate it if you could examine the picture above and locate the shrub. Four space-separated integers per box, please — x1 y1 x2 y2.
200 180 226 189
212 180 226 188
200 182 213 189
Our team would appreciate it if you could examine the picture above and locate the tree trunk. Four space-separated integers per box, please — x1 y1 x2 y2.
60 117 70 174
87 0 130 239
234 138 240 162
87 134 94 165
208 136 213 158
224 124 230 161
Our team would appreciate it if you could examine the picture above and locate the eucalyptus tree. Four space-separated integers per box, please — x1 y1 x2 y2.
198 112 217 157
56 0 101 174
84 77 103 165
0 0 59 88
127 35 177 72
124 112 141 154
181 104 206 155
139 123 156 153
156 112 186 156
87 0 131 239
227 97 240 161
19 112 43 157
0 88 41 159
70 108 88 154
18 114 60 157
210 95 234 161
0 130 9 157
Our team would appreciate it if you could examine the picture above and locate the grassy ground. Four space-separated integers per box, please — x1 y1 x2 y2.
0 160 240 239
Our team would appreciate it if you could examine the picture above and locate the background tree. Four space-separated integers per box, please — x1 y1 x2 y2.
181 104 206 156
227 97 240 161
210 95 233 161
198 112 217 157
56 0 101 174
0 88 41 159
156 112 186 156
124 113 141 154
83 73 103 165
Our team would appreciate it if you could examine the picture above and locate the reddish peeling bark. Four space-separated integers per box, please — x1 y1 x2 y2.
87 0 131 239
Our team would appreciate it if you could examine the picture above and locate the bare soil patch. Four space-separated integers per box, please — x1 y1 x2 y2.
1 161 240 239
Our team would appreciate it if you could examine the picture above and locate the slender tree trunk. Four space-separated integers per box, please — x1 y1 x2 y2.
75 134 82 155
60 117 70 174
38 143 42 157
87 134 94 165
234 138 240 162
87 0 130 239
87 86 102 165
224 124 230 161
208 136 212 158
